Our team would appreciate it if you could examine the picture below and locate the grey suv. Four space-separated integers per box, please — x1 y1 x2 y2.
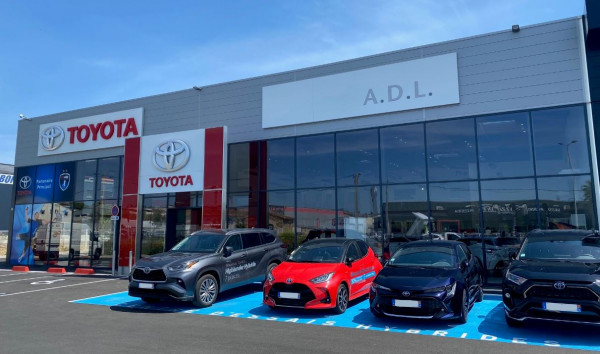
128 228 287 307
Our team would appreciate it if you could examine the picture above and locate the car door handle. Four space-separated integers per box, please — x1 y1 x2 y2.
241 253 247 258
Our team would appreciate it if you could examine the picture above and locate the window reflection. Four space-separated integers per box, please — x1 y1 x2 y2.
93 200 117 267
477 113 533 178
75 160 97 201
296 189 336 245
140 197 167 257
427 119 477 181
336 129 379 186
267 191 295 249
96 157 121 200
70 201 94 267
267 138 295 190
538 176 596 230
532 106 590 175
337 185 381 256
296 134 335 188
429 181 480 235
380 124 426 183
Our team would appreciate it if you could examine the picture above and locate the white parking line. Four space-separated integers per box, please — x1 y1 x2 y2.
0 278 118 297
69 290 127 302
0 276 53 284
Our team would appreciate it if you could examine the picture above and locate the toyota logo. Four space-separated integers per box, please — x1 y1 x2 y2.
553 281 566 290
40 126 65 151
143 267 151 274
402 291 411 297
19 176 32 190
152 140 190 172
286 278 293 284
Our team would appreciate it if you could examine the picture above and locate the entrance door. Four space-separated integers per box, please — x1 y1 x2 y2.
165 208 202 251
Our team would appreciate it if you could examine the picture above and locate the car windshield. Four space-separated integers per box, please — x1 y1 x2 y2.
519 236 600 262
170 233 225 253
389 246 457 268
494 237 521 246
288 243 344 263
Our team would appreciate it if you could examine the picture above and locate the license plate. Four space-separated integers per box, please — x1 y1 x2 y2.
138 283 154 289
543 302 581 312
393 299 421 308
278 292 300 299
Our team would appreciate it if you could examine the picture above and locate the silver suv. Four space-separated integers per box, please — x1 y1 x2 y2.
128 228 287 307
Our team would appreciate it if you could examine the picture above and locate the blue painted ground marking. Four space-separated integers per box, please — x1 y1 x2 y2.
72 285 600 351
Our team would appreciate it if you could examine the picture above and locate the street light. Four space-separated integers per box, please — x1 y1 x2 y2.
558 140 578 228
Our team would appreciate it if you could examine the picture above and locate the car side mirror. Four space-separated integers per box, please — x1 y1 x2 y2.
223 246 233 257
346 257 355 266
460 260 469 270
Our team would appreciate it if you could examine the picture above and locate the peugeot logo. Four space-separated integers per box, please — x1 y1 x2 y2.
143 267 151 274
554 281 566 290
40 126 65 151
19 176 32 190
402 291 411 297
286 278 293 284
152 140 190 172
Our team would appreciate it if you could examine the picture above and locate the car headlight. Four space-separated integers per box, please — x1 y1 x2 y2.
506 270 528 285
167 260 199 272
371 282 391 291
427 282 456 296
310 272 334 284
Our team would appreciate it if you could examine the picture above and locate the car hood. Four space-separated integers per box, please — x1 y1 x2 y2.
375 266 458 290
136 251 214 268
273 261 341 282
509 259 600 281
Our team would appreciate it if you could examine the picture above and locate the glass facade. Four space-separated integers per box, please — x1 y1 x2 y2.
227 105 598 284
9 157 122 268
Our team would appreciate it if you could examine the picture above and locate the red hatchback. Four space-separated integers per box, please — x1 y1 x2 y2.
263 238 383 314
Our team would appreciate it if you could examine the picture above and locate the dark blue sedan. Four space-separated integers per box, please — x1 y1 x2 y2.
369 240 484 323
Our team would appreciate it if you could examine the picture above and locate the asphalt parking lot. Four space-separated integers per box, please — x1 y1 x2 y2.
0 268 598 354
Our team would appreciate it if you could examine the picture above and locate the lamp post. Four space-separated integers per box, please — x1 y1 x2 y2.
558 140 578 228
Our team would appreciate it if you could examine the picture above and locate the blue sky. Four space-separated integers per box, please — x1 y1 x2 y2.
0 0 586 165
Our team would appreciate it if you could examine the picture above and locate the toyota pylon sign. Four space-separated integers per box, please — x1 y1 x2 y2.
138 129 205 194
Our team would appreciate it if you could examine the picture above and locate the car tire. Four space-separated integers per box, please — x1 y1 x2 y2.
476 284 484 302
333 283 349 314
457 289 469 324
141 297 160 303
266 262 278 280
192 274 219 308
505 314 522 327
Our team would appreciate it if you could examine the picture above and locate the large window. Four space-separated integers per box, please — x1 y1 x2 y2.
267 138 295 190
140 196 167 257
336 129 379 186
296 134 335 188
380 124 426 183
427 118 477 181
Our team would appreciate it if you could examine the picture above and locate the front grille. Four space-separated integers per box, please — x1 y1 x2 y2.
525 285 599 301
378 297 442 317
269 283 316 307
132 268 167 282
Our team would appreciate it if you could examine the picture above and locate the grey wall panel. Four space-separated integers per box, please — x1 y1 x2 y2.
16 17 588 166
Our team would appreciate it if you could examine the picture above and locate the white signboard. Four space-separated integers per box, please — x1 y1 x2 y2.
0 174 13 184
138 129 205 194
38 108 143 156
263 53 459 128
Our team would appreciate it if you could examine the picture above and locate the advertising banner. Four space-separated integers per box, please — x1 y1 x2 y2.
54 162 76 202
262 53 459 128
15 166 36 205
10 204 33 265
34 164 54 204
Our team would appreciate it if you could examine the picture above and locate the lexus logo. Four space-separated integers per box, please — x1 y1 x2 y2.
152 140 190 172
402 291 411 297
286 278 293 284
143 267 151 274
19 176 32 190
553 281 566 290
40 126 65 151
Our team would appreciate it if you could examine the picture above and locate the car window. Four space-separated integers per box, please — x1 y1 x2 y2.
261 232 276 244
241 232 262 249
346 243 361 261
357 241 369 258
223 234 242 252
456 245 468 264
459 244 472 261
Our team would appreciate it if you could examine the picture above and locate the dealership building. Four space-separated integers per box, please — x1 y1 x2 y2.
5 10 600 283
